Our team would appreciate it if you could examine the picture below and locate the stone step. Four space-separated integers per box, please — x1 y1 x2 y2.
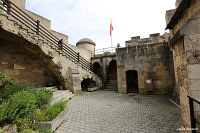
40 86 59 92
52 90 74 104
106 84 117 86
103 88 118 91
109 80 117 84
53 90 70 99
105 86 117 89
53 92 72 101
52 93 74 104
106 82 117 87
53 93 72 103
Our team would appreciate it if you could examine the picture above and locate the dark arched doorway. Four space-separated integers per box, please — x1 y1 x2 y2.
93 62 102 78
81 78 95 91
107 60 117 81
126 70 138 93
105 60 117 90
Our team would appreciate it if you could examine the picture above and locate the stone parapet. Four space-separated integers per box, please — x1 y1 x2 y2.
125 33 170 47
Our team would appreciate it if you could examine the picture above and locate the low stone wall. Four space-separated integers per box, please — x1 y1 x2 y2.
35 107 68 132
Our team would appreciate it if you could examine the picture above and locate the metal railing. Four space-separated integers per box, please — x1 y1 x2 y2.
93 46 117 56
0 0 92 71
188 95 200 133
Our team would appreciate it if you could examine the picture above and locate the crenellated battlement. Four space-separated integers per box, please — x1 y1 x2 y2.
125 32 170 47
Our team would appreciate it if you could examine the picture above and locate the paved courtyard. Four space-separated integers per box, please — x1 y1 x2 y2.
56 91 181 133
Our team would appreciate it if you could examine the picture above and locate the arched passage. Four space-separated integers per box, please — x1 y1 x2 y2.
126 70 138 93
81 78 96 91
107 60 117 81
93 62 102 78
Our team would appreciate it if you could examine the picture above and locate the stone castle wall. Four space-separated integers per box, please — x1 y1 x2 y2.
125 33 170 47
167 0 200 130
91 54 116 79
116 42 175 94
68 44 92 62
50 30 68 44
165 9 176 26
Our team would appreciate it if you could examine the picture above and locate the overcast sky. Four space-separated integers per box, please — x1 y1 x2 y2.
26 0 175 50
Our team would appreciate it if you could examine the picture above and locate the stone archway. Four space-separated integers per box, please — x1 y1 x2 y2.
126 70 138 93
93 62 102 78
107 60 117 81
81 78 95 91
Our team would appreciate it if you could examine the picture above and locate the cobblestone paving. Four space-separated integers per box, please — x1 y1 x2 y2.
56 91 181 133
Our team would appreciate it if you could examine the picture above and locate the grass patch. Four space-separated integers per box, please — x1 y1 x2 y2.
35 100 68 122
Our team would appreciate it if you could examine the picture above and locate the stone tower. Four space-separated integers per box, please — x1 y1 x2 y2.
76 38 96 54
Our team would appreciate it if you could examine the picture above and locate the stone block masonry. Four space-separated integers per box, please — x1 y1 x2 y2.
166 0 200 130
116 42 175 94
0 35 59 87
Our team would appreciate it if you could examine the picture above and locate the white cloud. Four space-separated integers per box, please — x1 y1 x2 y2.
26 0 175 50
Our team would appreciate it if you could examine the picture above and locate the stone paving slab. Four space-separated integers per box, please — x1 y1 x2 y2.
55 91 181 133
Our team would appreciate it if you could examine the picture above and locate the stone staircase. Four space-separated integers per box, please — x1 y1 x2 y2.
0 3 102 92
52 90 74 104
105 80 118 91
46 86 74 104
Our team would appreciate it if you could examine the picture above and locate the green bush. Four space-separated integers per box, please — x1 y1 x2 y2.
18 111 38 132
15 89 52 132
36 100 67 122
1 91 38 124
34 89 53 109
19 111 53 133
0 73 57 132
0 85 34 103
0 88 53 125
0 102 7 122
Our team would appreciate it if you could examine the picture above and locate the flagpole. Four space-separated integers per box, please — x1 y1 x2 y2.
110 17 113 53
111 34 113 47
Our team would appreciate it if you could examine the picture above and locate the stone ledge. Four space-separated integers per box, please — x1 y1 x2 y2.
88 87 98 92
35 107 68 132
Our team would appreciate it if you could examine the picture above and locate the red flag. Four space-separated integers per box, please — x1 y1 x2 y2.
110 20 113 36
